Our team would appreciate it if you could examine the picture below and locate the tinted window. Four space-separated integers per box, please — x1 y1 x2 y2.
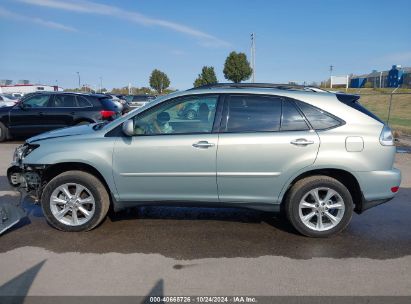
23 94 50 108
225 95 281 132
133 95 218 135
281 100 309 131
296 101 341 130
76 96 92 107
51 95 77 107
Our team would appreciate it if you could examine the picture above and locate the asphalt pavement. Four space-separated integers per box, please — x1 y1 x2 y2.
0 142 410 296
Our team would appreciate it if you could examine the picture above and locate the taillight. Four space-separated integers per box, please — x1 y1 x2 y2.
391 186 399 193
100 110 116 119
379 125 394 146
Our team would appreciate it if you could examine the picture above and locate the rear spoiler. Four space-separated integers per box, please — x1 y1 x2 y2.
336 93 360 103
336 93 384 123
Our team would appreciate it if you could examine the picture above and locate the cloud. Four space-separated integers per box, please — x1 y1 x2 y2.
18 0 230 47
0 6 76 31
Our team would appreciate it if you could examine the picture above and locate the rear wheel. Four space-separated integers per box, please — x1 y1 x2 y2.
41 170 110 232
75 121 90 126
285 175 353 237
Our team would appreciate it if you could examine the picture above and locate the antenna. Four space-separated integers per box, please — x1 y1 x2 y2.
251 33 256 83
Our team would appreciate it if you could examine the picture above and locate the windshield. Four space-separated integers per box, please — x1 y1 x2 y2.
2 94 17 100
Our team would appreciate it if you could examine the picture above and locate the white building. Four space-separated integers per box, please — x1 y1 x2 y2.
0 84 63 95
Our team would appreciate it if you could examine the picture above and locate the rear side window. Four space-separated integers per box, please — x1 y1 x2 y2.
225 95 282 132
76 96 92 107
296 101 342 130
281 100 310 131
51 94 76 107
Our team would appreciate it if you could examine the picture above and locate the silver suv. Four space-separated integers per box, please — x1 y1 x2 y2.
7 83 401 237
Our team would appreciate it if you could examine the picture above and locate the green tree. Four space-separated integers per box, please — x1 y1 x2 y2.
149 69 170 94
223 51 252 83
193 66 218 87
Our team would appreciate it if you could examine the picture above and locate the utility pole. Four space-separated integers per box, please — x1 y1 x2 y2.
329 65 334 88
251 33 256 83
76 72 81 90
99 76 103 93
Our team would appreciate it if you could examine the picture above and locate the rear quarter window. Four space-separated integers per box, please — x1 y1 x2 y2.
296 101 343 130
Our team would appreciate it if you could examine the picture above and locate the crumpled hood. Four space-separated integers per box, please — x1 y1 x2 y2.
27 124 97 143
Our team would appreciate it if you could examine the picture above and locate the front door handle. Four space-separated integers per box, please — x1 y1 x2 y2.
192 141 215 149
290 138 314 146
38 112 44 116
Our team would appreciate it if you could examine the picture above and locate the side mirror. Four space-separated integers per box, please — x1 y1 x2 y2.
122 119 134 136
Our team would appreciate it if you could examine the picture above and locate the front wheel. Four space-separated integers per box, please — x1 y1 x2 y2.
41 171 110 232
285 175 353 237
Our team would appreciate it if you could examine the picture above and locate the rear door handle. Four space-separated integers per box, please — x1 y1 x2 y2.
192 141 215 149
38 112 44 116
290 138 314 146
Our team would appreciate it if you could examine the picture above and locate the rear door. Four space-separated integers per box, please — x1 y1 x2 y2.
216 94 320 204
45 94 78 129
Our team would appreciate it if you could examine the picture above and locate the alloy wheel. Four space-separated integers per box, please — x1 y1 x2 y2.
298 187 345 231
49 183 96 226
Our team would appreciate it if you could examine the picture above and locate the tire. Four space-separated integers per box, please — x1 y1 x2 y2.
185 110 197 120
0 121 9 142
75 121 90 126
41 170 110 232
285 175 353 238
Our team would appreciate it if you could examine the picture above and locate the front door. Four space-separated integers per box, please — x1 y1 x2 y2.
9 93 52 137
113 94 221 202
217 94 320 204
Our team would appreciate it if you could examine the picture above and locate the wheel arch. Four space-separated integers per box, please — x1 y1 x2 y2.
41 162 113 205
280 168 363 213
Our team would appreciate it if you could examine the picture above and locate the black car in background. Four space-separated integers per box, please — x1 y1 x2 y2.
0 92 121 142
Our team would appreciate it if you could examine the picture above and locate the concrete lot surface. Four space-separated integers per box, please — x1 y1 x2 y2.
0 142 410 296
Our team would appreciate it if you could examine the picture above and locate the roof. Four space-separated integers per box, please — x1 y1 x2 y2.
25 91 108 98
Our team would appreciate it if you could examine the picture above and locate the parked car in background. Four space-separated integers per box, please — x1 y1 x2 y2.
11 93 24 99
105 94 130 114
7 83 401 237
177 97 217 120
0 92 121 142
0 94 19 107
126 94 156 108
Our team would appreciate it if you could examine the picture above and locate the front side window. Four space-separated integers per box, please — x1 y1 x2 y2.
224 95 282 133
296 101 341 130
132 95 219 135
51 95 77 107
23 94 50 108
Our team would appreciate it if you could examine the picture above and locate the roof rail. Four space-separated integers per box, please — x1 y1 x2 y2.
188 83 328 92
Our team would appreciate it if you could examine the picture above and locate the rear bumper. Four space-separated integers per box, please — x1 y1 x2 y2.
355 168 401 213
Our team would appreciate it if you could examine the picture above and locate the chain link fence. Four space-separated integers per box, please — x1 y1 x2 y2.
353 90 411 150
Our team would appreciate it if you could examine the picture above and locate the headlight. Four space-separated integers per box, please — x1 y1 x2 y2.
12 144 40 163
13 145 26 163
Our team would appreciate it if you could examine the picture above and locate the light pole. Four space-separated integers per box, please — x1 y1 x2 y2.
76 72 81 90
99 76 103 93
251 33 256 83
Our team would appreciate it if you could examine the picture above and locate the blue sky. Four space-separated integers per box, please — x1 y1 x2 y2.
1 0 410 90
